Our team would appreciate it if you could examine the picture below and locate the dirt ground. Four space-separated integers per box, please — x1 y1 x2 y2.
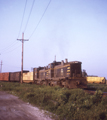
0 91 53 120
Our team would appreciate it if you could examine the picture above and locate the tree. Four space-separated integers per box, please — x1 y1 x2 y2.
82 69 87 77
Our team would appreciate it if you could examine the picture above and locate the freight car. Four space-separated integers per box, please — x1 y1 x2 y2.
0 72 10 81
23 72 33 83
10 72 21 82
33 59 87 89
0 71 29 82
87 76 106 84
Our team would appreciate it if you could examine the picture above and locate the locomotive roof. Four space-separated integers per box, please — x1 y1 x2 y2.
68 61 82 64
49 61 82 65
54 61 82 67
34 60 82 71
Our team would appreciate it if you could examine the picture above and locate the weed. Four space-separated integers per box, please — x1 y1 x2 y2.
0 81 107 120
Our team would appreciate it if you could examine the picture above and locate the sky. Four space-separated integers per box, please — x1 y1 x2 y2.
0 0 107 78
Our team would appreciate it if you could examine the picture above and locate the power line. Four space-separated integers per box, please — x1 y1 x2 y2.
4 63 28 69
29 0 52 39
23 0 35 33
0 0 51 55
1 0 28 55
17 0 28 39
0 41 18 53
1 44 21 55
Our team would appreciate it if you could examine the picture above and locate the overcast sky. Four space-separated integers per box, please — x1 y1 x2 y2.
0 0 107 78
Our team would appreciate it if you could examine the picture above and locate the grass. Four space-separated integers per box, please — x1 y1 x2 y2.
0 81 107 120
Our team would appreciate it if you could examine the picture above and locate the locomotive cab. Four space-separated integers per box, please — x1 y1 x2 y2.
70 61 82 78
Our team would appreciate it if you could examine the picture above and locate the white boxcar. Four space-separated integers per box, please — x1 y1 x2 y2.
23 72 34 83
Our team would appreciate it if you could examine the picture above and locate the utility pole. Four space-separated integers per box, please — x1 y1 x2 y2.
17 33 29 83
0 60 3 73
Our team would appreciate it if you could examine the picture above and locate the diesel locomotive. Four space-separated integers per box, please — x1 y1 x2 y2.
33 59 87 88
